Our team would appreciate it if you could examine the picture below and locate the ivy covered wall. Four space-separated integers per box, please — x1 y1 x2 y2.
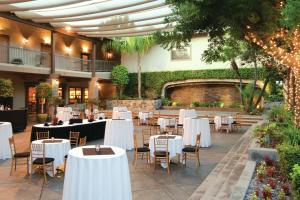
124 67 267 98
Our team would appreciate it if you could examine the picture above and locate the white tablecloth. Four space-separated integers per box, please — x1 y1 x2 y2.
138 112 153 122
104 119 134 150
0 122 13 160
149 135 183 159
183 118 211 147
63 145 132 200
31 139 70 176
157 118 176 129
214 116 234 131
113 107 128 112
112 111 132 119
179 109 197 124
57 107 72 122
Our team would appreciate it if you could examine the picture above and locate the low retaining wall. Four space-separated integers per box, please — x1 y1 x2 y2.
110 99 162 112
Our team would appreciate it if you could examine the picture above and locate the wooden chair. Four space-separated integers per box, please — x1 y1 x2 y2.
142 128 151 147
182 134 201 167
148 117 160 135
232 113 242 131
219 116 231 133
153 137 170 174
132 134 150 169
8 137 30 175
69 131 80 147
31 143 55 184
36 131 49 140
79 136 87 146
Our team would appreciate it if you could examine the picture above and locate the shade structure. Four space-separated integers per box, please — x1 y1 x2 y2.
0 0 174 38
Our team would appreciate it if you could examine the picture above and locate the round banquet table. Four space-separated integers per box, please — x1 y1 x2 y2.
214 116 234 131
157 118 176 130
138 112 153 123
0 122 13 160
31 139 71 176
104 119 134 150
179 109 197 124
149 135 183 159
63 145 132 200
31 119 106 142
112 111 132 119
113 106 128 112
183 118 211 147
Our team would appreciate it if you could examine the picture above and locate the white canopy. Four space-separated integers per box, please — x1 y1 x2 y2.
1 0 173 38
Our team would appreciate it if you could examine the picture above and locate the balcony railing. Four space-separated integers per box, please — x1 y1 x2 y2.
0 45 118 73
0 45 51 68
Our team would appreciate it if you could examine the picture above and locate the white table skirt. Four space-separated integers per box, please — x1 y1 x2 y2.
104 119 134 150
149 135 183 159
157 118 176 129
179 109 197 124
138 112 153 122
63 145 132 200
112 111 132 120
183 118 211 147
31 139 71 176
0 122 13 160
214 116 234 131
113 107 128 112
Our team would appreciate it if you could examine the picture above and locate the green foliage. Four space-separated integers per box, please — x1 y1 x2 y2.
281 125 300 146
277 143 300 178
191 101 224 108
112 65 129 97
37 113 48 123
124 67 267 97
0 78 14 97
162 98 172 106
50 96 64 106
36 82 52 99
290 164 300 199
267 105 293 125
281 0 300 29
254 122 284 148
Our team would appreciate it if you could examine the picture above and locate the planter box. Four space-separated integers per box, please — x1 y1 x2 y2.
110 99 161 112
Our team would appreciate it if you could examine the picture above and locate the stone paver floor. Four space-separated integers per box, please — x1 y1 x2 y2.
0 124 249 200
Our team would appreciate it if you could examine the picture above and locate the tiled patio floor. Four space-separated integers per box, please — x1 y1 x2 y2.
0 122 249 200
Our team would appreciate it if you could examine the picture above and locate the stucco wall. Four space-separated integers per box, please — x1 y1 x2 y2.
121 36 231 73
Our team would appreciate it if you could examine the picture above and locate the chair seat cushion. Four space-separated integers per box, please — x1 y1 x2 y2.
182 146 196 152
14 152 30 158
64 155 68 159
33 157 54 164
177 124 183 127
137 147 150 152
154 151 169 157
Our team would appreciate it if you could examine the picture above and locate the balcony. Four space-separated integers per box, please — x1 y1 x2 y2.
0 45 119 77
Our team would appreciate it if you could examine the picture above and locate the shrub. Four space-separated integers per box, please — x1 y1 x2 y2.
291 164 300 199
282 125 300 146
267 105 293 126
192 101 201 107
0 78 14 97
144 88 158 99
277 143 300 178
111 65 129 97
161 98 172 106
254 123 285 148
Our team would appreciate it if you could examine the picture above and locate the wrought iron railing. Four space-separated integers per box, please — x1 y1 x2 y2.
95 60 119 72
55 54 92 72
0 45 51 68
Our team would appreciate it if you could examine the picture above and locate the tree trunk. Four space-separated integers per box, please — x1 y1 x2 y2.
137 53 142 99
253 77 269 110
248 57 258 112
231 60 243 105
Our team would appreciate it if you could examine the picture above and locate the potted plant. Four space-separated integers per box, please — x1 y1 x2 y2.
36 82 52 123
0 78 14 108
50 96 65 124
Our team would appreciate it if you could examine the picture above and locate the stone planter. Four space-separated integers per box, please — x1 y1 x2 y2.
110 99 161 112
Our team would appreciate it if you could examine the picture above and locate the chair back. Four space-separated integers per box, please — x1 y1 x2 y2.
69 131 80 146
79 136 87 146
133 134 138 151
36 131 49 140
154 137 169 154
221 116 229 124
142 129 150 144
31 143 45 165
8 137 16 156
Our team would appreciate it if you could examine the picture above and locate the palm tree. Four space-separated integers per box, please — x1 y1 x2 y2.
102 36 154 99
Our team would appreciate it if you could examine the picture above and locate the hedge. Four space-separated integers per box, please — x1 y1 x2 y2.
124 67 267 98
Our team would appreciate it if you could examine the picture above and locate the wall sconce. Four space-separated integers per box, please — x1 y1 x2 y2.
65 26 72 32
43 37 51 45
22 38 29 47
82 46 89 53
96 83 100 89
55 79 59 85
106 52 113 59
65 46 71 55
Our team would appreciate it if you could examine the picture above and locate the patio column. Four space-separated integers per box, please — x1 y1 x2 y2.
48 74 60 118
91 43 96 77
51 31 57 74
88 77 99 111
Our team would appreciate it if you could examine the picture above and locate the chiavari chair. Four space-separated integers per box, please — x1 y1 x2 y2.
8 136 30 175
132 134 150 169
232 113 242 131
79 136 87 146
182 134 201 167
36 131 49 140
220 116 230 133
153 137 170 174
69 131 80 147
